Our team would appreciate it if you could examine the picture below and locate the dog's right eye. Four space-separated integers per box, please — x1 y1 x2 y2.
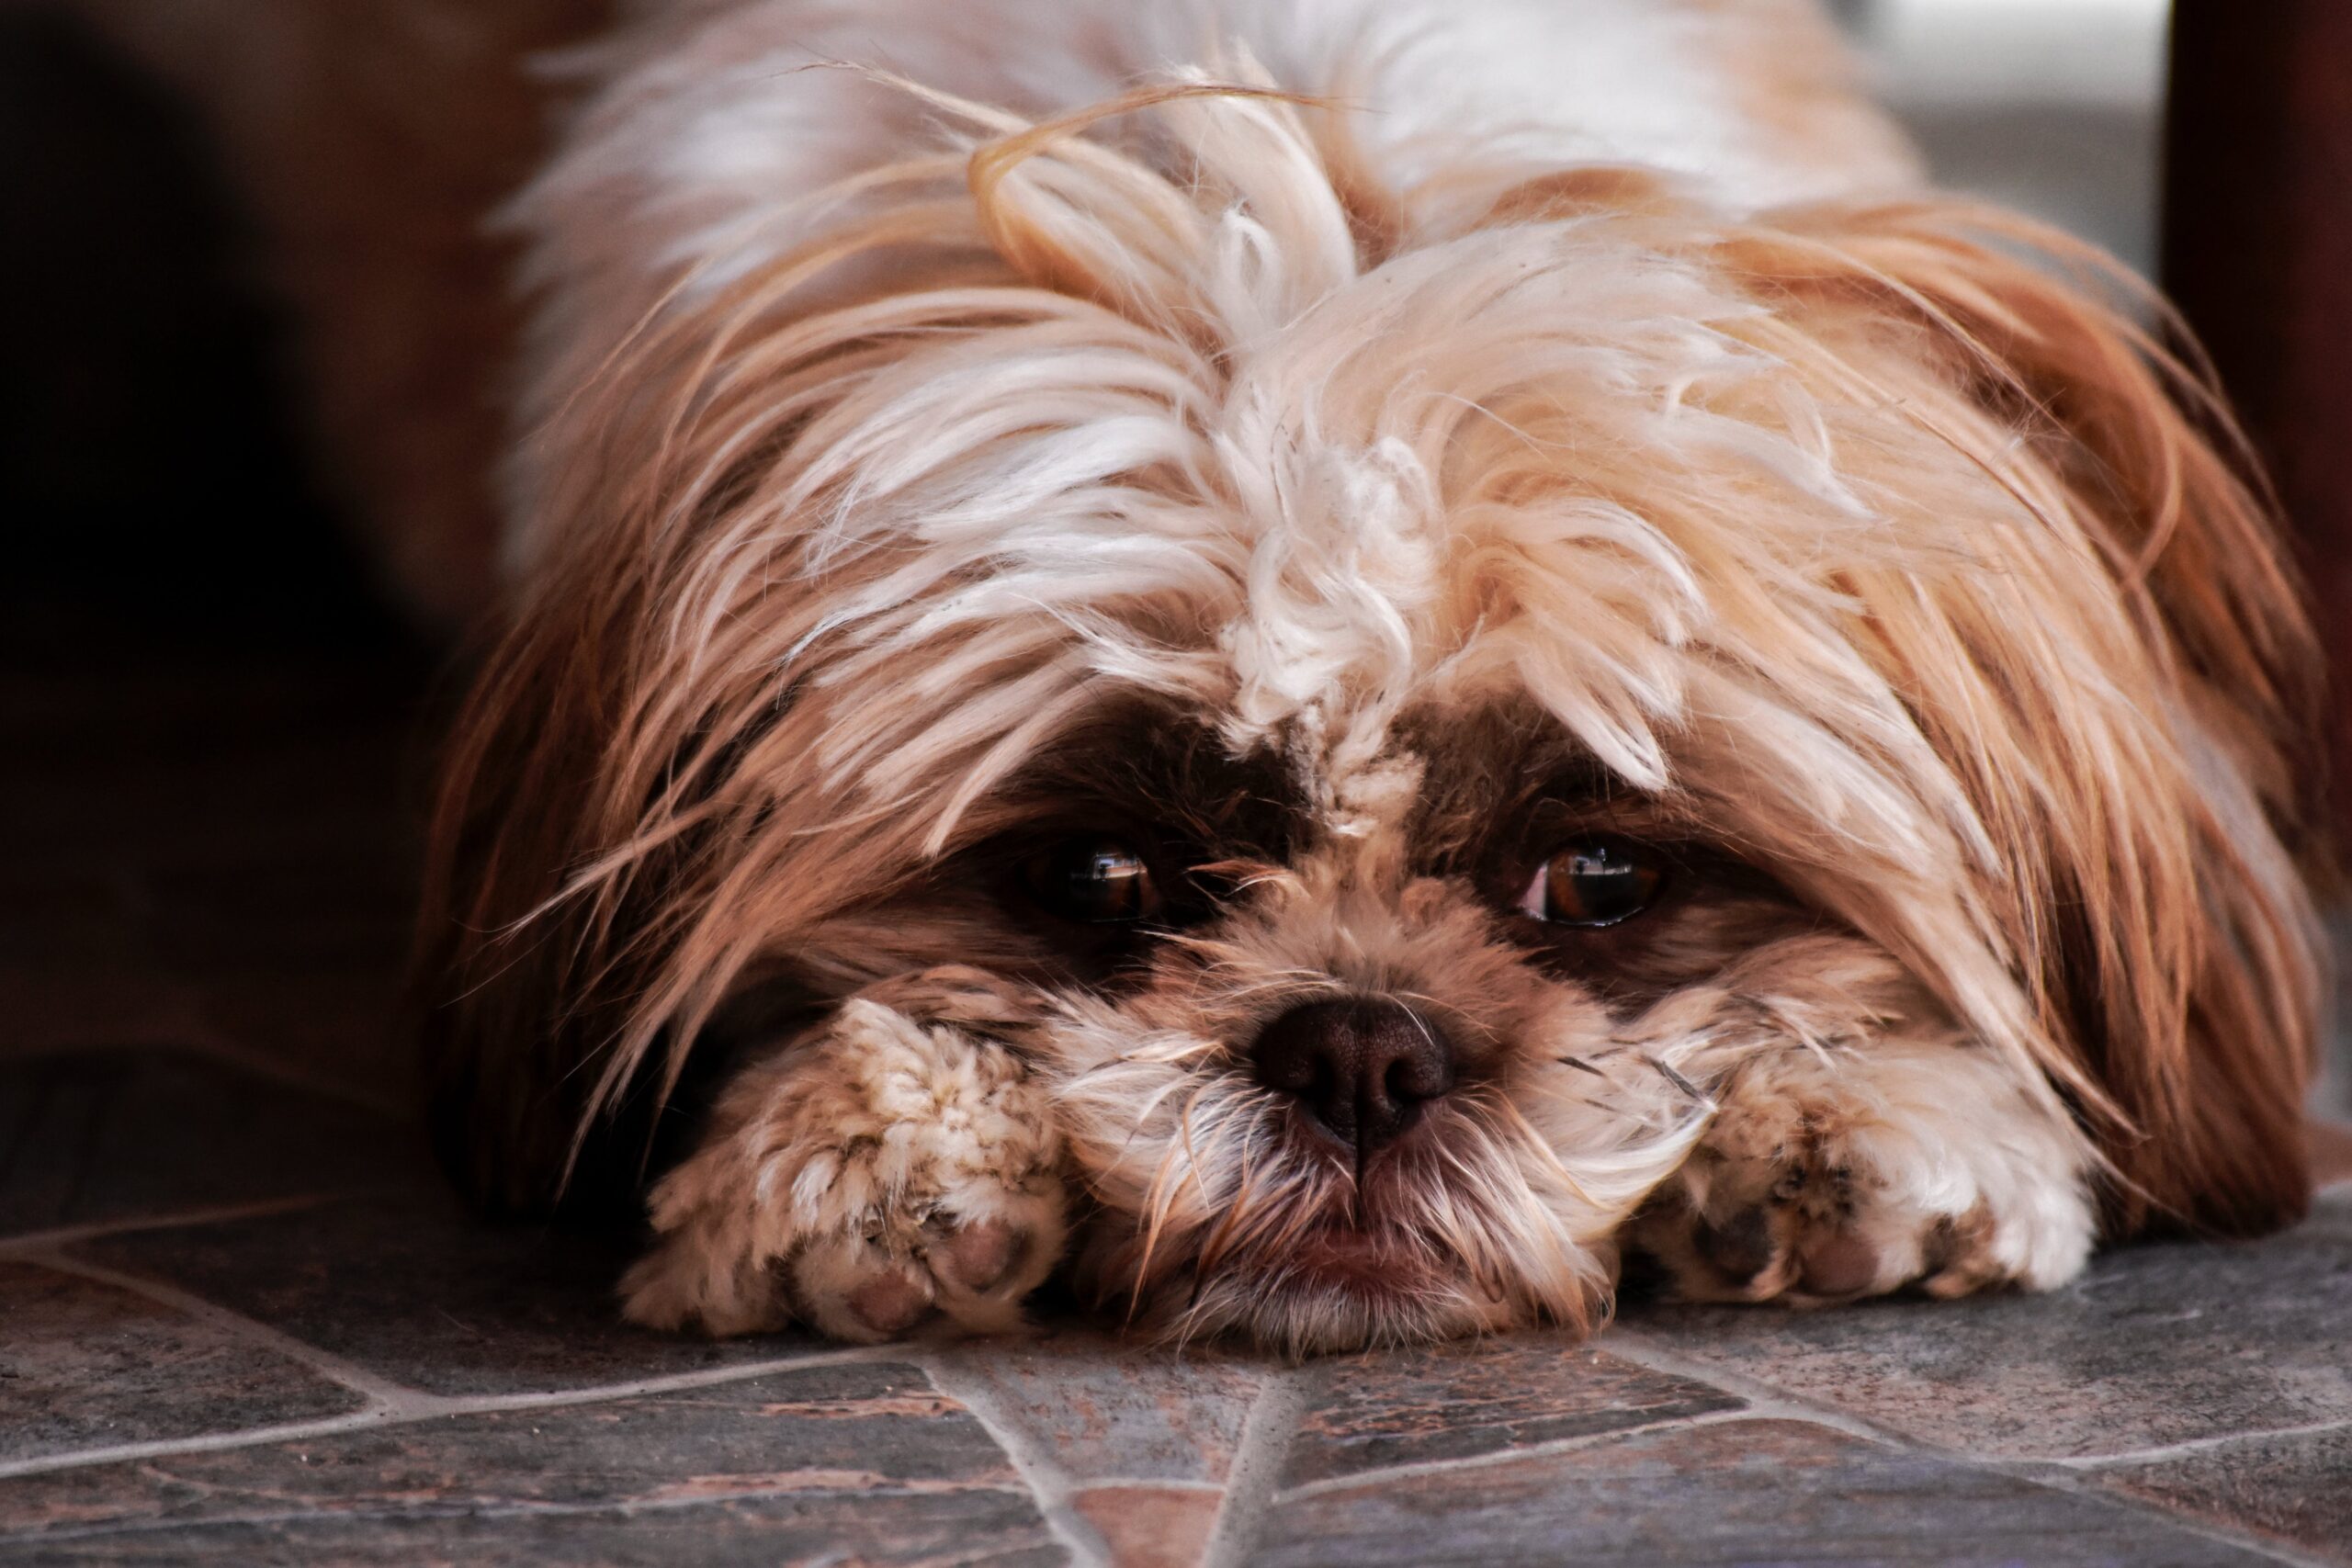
1516 837 1665 928
1022 838 1162 924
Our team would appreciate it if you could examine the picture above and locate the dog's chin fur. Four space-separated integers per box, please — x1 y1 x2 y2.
404 0 2325 1352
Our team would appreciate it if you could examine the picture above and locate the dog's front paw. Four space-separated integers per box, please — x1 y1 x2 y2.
1627 1043 2095 1304
620 992 1069 1341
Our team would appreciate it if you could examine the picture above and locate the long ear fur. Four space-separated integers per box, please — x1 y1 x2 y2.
413 73 1386 1220
1716 198 2326 1235
413 547 684 1219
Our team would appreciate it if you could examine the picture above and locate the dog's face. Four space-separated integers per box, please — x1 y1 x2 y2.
899 694 1940 1350
437 84 2320 1350
741 188 2031 1344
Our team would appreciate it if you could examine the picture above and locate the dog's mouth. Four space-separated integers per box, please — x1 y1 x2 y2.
1180 1136 1478 1310
1280 1216 1443 1296
1064 1055 1596 1349
1266 1129 1452 1283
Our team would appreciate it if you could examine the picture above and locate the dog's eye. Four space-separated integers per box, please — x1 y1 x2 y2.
1517 839 1663 927
1023 838 1162 923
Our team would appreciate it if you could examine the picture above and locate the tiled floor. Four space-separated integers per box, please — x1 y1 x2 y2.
4 636 2349 1566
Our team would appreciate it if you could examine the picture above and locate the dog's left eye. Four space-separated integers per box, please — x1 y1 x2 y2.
1023 838 1162 924
1516 838 1664 927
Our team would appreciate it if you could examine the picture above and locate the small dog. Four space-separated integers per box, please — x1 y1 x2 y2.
84 0 2326 1353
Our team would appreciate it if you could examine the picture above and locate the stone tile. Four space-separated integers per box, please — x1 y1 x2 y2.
0 1260 365 1463
1071 1484 1221 1568
0 1049 418 1238
1280 1337 1742 1489
0 1478 1060 1567
1621 1189 2352 1461
74 1190 812 1396
1253 1418 2276 1567
932 1328 1269 1484
2096 1425 2352 1564
0 1360 1065 1565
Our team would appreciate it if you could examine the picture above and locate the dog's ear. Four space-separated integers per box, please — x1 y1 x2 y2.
1722 199 2326 1237
412 573 660 1221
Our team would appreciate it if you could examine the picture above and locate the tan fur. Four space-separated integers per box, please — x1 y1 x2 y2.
418 31 2319 1348
621 967 1068 1341
75 0 2319 1350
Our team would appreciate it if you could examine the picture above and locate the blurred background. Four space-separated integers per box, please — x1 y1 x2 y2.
1844 0 2169 273
0 0 2345 1123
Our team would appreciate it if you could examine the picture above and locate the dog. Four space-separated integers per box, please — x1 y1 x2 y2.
73 0 2326 1354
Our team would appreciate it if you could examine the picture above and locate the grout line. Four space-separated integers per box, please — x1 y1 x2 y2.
920 1350 1114 1568
10 1477 1047 1549
0 1332 900 1483
1271 1404 1759 1502
391 1343 902 1419
1603 1328 2332 1568
0 1408 412 1484
1996 1459 2336 1568
1600 1329 1917 1450
1197 1365 1310 1568
2049 1416 2352 1472
0 1192 343 1258
1609 1325 2352 1477
25 1247 422 1407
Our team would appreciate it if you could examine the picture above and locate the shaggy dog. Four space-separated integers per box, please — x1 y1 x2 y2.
76 0 2324 1353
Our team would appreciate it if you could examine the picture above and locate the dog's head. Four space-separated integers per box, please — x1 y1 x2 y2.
427 80 2323 1350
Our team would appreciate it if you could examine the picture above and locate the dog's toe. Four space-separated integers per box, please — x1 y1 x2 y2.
931 1214 1026 1293
844 1265 936 1337
1691 1202 1780 1288
1794 1229 1881 1298
623 988 1070 1342
789 1206 1052 1341
1626 1047 2095 1308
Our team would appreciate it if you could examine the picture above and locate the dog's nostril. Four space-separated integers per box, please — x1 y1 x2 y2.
1249 997 1456 1156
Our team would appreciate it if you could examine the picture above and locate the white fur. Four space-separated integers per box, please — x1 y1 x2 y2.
503 0 1917 570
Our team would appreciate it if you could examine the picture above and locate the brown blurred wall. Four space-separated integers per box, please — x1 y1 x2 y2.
2164 0 2352 850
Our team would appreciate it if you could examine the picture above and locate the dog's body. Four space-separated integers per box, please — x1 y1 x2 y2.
77 0 2324 1351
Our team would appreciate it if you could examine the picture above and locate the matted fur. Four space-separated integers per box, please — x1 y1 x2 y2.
408 0 2324 1351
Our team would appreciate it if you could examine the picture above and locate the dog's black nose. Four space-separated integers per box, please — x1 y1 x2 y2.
1250 998 1455 1156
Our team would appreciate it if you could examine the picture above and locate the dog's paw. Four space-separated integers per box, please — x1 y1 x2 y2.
1627 1043 2095 1304
620 993 1069 1341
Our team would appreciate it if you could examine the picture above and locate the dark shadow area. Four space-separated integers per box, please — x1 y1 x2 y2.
0 7 411 662
0 11 435 1115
